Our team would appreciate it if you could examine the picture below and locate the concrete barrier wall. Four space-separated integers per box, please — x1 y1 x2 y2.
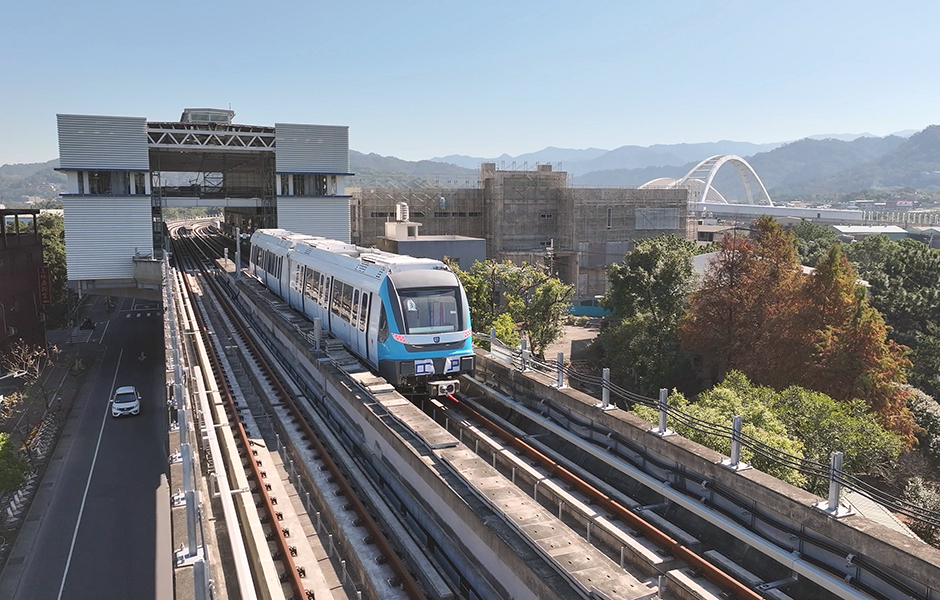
473 351 940 593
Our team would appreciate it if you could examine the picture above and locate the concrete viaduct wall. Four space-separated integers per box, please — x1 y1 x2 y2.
472 351 940 597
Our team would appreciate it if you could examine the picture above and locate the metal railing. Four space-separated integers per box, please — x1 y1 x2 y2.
477 330 940 530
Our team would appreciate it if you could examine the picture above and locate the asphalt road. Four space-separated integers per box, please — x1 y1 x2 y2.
1 297 172 600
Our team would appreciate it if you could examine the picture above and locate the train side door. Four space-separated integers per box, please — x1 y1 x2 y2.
323 275 332 332
346 288 357 355
359 291 371 362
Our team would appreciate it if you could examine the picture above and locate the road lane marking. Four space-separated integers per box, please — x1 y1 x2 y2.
56 349 123 600
98 320 111 345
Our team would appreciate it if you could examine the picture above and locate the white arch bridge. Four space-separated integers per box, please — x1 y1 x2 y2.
639 154 774 207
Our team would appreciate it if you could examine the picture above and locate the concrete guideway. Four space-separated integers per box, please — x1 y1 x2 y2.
225 259 670 599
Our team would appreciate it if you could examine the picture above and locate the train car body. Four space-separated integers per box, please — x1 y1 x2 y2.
249 229 474 395
248 228 311 297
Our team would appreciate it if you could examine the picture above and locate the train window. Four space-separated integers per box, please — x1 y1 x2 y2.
397 288 461 334
378 305 388 342
359 293 370 332
305 268 319 302
343 283 354 322
331 281 343 316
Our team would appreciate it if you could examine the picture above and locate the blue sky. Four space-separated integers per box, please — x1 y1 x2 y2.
1 0 938 165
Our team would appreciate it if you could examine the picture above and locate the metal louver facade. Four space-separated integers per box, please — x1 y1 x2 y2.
57 115 149 171
275 124 349 174
62 197 153 280
276 197 351 242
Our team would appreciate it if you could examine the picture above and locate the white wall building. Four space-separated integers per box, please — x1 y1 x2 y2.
56 109 351 298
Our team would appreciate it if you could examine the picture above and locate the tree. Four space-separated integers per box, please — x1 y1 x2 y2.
0 433 28 493
519 276 573 358
799 246 917 445
492 312 520 349
633 381 807 488
790 218 837 267
1 340 54 407
602 235 698 326
0 392 25 426
843 234 896 280
912 324 940 400
679 217 803 383
903 477 940 546
451 259 572 358
36 213 67 328
854 240 940 399
679 219 917 444
766 384 902 494
903 385 940 462
635 372 903 495
598 235 698 394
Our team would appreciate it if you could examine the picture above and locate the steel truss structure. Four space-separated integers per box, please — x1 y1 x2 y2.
147 122 276 151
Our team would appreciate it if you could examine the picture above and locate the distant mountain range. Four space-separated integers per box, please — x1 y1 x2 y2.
432 141 782 175
1 128 936 205
0 159 64 204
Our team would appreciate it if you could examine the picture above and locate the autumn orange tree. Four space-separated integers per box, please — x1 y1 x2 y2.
679 216 803 383
680 218 917 445
797 246 916 444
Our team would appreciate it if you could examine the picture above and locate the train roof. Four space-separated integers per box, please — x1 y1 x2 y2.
254 228 449 272
252 229 325 252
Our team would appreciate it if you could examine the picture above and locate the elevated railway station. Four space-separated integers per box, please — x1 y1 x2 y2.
56 108 352 300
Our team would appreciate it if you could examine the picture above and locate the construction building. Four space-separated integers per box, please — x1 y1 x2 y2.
353 164 689 297
376 216 486 271
56 109 351 299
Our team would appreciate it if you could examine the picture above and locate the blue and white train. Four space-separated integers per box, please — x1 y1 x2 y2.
248 229 474 396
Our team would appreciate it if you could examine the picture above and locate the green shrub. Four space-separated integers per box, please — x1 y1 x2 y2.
0 433 29 494
903 477 940 546
903 385 940 461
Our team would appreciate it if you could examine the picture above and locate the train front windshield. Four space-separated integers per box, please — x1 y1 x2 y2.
398 288 462 334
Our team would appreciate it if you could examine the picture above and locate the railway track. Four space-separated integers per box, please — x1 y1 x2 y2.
170 223 419 599
172 222 765 599
166 221 903 600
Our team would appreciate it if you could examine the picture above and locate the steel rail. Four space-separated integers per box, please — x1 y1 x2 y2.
184 231 425 599
174 236 308 600
446 393 765 600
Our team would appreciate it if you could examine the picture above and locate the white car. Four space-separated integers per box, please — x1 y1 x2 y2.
112 386 141 417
